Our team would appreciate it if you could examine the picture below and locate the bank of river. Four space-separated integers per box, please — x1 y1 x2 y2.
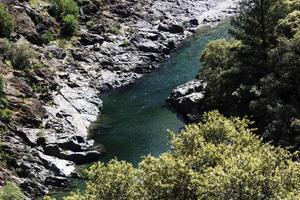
51 22 229 199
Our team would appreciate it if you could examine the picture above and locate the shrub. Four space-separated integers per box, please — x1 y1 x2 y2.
0 108 12 122
0 38 10 55
0 181 25 200
61 14 78 36
105 23 122 35
41 31 54 44
8 42 37 69
49 0 79 18
65 111 300 200
0 4 15 38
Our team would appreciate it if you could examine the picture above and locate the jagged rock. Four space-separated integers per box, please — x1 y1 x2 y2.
190 18 199 26
45 176 68 187
80 32 105 45
158 23 184 34
20 180 48 197
60 150 101 164
12 10 40 45
43 144 62 157
167 79 206 117
138 41 160 53
38 152 75 177
44 46 67 60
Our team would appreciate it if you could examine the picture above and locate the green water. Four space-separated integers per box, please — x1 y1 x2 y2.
51 22 229 199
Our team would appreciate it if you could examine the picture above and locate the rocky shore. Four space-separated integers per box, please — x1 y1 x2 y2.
0 0 238 198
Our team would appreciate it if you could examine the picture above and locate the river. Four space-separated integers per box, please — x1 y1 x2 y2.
51 22 229 199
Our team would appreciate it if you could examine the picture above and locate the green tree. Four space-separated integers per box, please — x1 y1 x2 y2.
196 0 300 147
0 4 15 38
64 112 300 200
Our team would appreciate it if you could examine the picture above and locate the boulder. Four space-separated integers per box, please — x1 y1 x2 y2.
158 23 184 34
167 79 206 118
80 32 105 45
45 176 68 187
60 150 101 164
189 18 199 26
138 41 160 53
38 152 75 177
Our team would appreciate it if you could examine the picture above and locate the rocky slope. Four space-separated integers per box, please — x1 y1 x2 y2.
0 0 238 198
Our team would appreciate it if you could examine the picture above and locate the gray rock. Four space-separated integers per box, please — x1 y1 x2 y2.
60 150 101 164
167 79 206 117
80 32 105 45
158 23 184 34
45 176 68 187
138 41 161 53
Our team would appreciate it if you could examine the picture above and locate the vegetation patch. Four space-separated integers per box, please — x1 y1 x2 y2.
0 4 15 38
60 111 300 200
0 181 25 200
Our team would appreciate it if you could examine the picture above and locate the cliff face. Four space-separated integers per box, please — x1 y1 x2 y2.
0 0 238 198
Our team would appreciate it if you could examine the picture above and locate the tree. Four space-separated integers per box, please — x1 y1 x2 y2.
196 0 300 147
64 112 300 200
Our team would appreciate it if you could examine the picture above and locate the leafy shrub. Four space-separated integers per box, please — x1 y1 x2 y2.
65 111 300 200
41 31 54 44
61 14 78 36
0 108 12 122
0 181 25 200
7 41 37 70
49 0 79 18
0 4 15 38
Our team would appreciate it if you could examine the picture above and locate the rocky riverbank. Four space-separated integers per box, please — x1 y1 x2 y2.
0 0 238 198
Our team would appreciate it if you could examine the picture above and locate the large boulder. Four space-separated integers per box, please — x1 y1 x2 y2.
167 79 206 120
138 41 161 53
158 23 184 34
80 32 105 45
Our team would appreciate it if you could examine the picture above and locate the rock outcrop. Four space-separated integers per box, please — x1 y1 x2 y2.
167 79 206 121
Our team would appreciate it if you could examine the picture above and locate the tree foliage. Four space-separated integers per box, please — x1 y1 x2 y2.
198 0 300 148
64 111 300 200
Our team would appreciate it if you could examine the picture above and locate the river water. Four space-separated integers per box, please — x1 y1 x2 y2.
51 22 229 199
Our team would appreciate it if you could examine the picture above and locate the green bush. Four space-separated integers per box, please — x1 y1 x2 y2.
0 108 11 122
0 181 25 200
0 4 15 38
61 14 78 36
49 0 79 18
8 42 37 69
41 31 54 44
64 111 300 200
